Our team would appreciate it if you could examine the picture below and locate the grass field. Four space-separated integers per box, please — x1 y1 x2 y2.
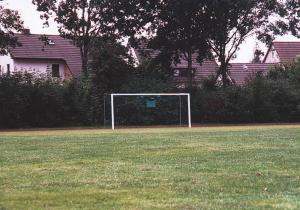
1 125 300 210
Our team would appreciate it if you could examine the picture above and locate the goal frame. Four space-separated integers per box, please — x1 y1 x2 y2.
110 93 192 130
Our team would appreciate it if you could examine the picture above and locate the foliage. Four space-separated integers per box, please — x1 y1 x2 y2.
277 0 300 38
89 38 133 92
87 38 134 124
114 62 179 126
32 0 134 75
0 63 300 128
251 44 265 63
206 0 286 86
118 0 298 87
0 73 83 128
139 0 212 88
190 63 300 123
0 5 23 55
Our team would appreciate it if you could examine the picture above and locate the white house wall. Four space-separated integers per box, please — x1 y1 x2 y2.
265 47 280 63
0 54 14 74
14 59 66 80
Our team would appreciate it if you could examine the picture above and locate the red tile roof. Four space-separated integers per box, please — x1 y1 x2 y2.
265 41 300 64
10 34 82 76
228 63 275 85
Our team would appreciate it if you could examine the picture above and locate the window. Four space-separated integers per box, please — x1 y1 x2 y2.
7 64 10 75
52 64 60 78
173 68 195 77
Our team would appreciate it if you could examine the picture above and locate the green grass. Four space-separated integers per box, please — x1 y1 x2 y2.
1 125 300 210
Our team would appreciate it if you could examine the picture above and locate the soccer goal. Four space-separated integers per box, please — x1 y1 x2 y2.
110 93 191 130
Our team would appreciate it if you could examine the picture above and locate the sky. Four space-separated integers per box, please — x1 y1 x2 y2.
2 0 299 63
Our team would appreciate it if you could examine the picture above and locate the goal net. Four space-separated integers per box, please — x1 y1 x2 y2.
109 93 191 129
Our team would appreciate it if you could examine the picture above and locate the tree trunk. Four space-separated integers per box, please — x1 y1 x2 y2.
80 38 90 77
187 50 193 88
220 62 228 87
82 52 89 77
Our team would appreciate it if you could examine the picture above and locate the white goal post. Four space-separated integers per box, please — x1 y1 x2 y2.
110 93 192 130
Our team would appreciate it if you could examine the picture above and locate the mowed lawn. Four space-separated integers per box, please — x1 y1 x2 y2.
1 125 300 210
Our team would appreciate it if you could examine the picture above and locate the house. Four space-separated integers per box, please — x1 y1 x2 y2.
227 40 300 85
263 41 300 64
132 43 276 86
228 63 275 85
0 30 82 79
132 42 218 87
132 40 300 87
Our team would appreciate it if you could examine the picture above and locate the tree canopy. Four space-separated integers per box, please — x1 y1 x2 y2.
143 0 212 87
205 0 286 86
0 5 23 55
32 0 299 86
32 0 137 75
126 0 299 86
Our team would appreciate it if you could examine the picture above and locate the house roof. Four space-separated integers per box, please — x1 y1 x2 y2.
133 41 161 63
132 42 218 81
228 63 275 85
264 41 300 64
10 34 82 76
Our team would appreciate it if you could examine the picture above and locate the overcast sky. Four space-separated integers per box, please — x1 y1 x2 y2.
2 0 299 63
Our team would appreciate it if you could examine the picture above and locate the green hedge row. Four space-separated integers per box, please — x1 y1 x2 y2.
192 64 300 123
0 63 299 128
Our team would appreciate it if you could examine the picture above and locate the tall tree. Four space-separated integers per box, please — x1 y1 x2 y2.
139 0 212 88
87 37 133 124
89 37 133 93
0 5 23 55
278 0 299 38
206 0 278 86
32 0 135 76
207 0 299 86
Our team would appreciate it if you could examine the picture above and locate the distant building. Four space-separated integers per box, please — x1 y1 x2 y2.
228 40 300 85
0 29 82 79
264 41 300 64
228 63 275 85
132 42 218 88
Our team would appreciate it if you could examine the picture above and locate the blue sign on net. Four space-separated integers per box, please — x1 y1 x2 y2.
146 99 156 108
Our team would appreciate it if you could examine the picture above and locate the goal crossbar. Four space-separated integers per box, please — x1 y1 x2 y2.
110 93 192 130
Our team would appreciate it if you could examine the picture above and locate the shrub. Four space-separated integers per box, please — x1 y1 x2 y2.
0 61 299 129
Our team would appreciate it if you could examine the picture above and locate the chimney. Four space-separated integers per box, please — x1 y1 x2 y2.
22 29 31 35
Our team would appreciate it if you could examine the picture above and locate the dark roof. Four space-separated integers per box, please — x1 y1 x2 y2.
264 41 300 63
133 41 161 63
228 63 275 85
133 43 218 81
10 34 82 76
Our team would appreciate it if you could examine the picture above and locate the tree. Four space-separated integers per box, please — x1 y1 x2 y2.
281 0 299 38
87 37 133 124
140 0 212 88
89 37 133 93
251 43 264 64
0 5 23 55
32 0 132 76
205 0 282 86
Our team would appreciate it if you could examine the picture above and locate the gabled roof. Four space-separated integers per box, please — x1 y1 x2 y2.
228 63 275 85
264 41 300 64
10 34 82 76
132 42 218 81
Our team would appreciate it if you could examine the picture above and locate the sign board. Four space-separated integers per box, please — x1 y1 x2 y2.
146 99 156 108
